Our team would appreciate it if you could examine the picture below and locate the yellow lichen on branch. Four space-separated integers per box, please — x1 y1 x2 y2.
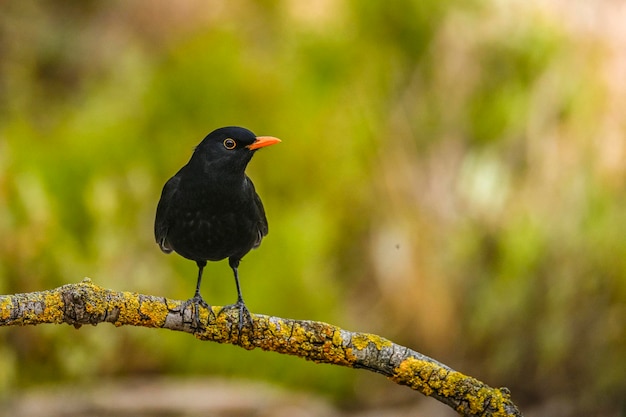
0 280 523 417
352 333 393 351
392 357 517 416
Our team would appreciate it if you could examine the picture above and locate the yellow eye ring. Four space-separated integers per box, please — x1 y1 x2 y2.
223 138 236 150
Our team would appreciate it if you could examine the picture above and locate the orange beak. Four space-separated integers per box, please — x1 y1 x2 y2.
247 136 281 150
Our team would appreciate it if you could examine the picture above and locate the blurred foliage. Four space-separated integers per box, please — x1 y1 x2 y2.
0 0 624 415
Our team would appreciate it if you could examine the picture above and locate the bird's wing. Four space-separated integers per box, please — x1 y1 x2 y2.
245 176 269 248
253 190 268 246
154 174 181 253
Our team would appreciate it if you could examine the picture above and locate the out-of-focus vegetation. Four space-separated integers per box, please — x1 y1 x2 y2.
0 1 624 415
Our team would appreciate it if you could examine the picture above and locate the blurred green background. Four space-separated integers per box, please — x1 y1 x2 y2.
1 1 624 416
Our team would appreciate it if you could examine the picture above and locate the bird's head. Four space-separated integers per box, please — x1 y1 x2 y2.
192 126 281 173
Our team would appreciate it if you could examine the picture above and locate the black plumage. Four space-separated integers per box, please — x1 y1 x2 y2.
154 126 280 329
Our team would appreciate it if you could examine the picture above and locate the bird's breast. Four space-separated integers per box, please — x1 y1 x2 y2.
164 186 263 262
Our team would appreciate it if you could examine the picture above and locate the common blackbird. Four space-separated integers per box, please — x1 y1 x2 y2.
154 126 281 330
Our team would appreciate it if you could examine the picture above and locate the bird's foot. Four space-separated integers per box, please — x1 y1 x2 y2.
181 295 214 328
220 300 253 335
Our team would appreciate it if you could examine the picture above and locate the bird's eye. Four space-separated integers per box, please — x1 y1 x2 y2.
223 138 237 150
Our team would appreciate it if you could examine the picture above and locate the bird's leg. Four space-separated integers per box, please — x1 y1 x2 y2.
232 264 253 334
192 261 209 305
181 260 214 327
222 258 252 334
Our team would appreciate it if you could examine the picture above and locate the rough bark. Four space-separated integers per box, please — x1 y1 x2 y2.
0 278 522 417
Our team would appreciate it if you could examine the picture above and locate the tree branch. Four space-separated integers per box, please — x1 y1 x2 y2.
0 278 522 417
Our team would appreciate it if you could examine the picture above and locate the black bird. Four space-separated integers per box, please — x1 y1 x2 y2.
154 126 281 330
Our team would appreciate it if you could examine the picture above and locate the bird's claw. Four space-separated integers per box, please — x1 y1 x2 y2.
181 295 214 328
220 301 253 335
